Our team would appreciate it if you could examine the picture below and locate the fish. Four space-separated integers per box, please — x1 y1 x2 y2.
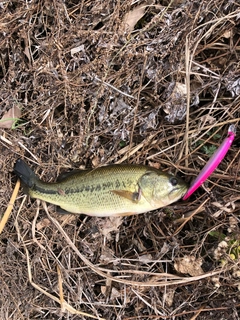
14 159 187 217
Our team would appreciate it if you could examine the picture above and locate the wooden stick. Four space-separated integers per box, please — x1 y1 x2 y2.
0 179 20 234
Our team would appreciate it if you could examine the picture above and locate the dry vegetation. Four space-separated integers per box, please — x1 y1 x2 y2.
0 0 240 319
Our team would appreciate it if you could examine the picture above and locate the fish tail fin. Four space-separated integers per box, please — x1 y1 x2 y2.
14 159 37 189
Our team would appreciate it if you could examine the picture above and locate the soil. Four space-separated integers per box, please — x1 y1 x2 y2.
0 1 240 319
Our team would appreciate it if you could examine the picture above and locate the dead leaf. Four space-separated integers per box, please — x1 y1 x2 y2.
36 218 51 230
163 82 187 123
91 155 100 168
163 288 175 307
99 247 115 264
98 216 123 240
228 216 238 233
122 4 146 32
148 161 161 169
174 255 204 276
71 44 85 56
222 29 232 38
0 106 21 129
101 286 121 300
213 240 228 260
199 114 216 125
211 276 221 288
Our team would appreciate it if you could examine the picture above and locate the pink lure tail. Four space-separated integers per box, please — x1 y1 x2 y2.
183 124 236 200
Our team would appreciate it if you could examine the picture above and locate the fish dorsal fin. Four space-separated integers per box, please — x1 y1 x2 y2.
57 169 89 182
111 190 141 203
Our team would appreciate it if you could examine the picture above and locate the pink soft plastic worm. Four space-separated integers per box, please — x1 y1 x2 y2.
183 124 236 200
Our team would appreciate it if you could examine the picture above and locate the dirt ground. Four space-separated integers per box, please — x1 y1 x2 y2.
0 1 240 319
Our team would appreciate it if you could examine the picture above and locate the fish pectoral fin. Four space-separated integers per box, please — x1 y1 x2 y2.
111 190 141 203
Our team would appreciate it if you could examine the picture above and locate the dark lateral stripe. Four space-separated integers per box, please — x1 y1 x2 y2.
34 181 118 195
34 185 88 195
34 185 59 194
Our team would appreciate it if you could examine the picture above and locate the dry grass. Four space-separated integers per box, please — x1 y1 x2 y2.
0 0 240 319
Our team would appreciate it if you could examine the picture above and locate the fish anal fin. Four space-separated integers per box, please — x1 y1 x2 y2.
111 190 141 203
112 211 136 217
56 206 73 215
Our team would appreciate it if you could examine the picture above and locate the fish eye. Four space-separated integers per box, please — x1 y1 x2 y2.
169 177 178 186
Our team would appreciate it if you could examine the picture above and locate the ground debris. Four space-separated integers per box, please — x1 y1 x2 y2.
0 0 240 319
174 255 204 276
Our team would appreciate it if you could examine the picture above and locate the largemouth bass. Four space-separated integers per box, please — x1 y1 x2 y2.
14 159 187 217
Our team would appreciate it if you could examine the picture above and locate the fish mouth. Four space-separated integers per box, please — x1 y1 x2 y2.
169 186 188 200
